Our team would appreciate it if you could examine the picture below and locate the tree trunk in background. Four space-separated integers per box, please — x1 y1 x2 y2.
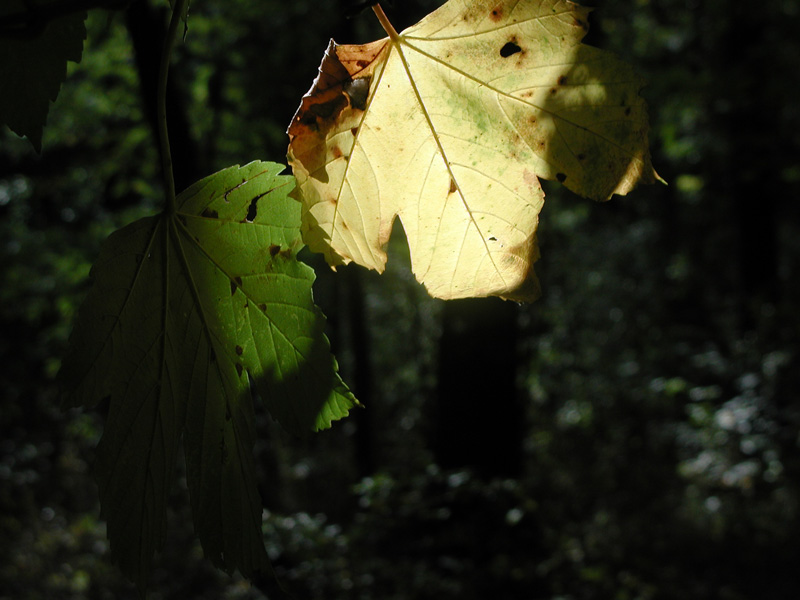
340 266 375 478
434 298 524 478
711 1 780 330
124 0 202 194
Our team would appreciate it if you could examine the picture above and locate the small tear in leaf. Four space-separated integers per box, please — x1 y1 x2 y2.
224 180 247 203
230 276 243 295
500 41 521 58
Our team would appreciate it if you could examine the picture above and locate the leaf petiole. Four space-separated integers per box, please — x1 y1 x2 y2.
372 4 399 41
157 0 189 215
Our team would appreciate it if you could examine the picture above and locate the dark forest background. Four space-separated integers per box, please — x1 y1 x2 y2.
2 0 800 598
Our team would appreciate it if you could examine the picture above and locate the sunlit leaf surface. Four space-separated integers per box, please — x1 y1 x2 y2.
288 0 658 300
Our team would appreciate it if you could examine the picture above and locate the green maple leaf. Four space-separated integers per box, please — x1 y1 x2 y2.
60 161 356 587
0 2 87 151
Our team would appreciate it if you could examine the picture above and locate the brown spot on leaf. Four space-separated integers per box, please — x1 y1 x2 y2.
490 5 503 21
449 179 457 194
236 363 243 377
558 75 568 86
269 244 281 257
625 106 632 116
235 345 243 356
331 145 343 159
577 153 587 161
556 173 567 183
201 208 218 219
308 95 348 121
287 38 387 171
351 127 358 136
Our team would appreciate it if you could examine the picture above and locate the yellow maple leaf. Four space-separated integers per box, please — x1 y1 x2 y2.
287 0 658 301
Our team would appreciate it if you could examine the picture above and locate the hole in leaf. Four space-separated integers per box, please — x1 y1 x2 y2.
246 196 258 222
556 173 567 183
344 77 371 111
500 41 521 58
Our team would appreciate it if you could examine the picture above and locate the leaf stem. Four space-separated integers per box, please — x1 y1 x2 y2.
372 4 399 41
158 0 188 215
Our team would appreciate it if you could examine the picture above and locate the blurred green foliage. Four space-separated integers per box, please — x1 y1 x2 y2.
2 0 799 598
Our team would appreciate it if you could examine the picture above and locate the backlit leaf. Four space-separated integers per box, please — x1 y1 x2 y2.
59 161 356 587
288 0 659 300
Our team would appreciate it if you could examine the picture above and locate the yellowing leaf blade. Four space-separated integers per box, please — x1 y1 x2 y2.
287 0 658 300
